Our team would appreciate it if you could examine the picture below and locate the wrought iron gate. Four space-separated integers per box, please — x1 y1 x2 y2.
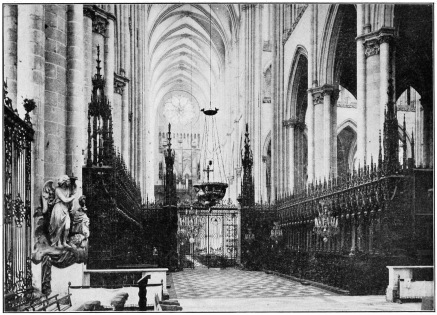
178 206 239 269
4 84 35 294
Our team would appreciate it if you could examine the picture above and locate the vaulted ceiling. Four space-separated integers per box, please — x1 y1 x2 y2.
147 4 240 114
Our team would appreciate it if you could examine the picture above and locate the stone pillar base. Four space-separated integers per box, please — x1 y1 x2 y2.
385 286 397 302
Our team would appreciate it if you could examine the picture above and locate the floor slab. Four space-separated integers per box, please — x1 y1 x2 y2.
171 268 422 312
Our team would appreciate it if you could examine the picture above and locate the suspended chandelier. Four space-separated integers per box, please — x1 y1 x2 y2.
313 201 339 242
193 4 228 209
270 222 283 244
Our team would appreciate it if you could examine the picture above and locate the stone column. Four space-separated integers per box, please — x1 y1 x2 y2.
363 37 380 162
331 89 338 176
307 11 315 182
83 6 93 165
44 5 67 180
278 5 285 196
363 28 394 163
4 5 18 108
286 122 295 191
66 4 84 181
254 4 263 202
122 5 131 163
313 91 324 179
17 5 45 289
310 85 337 179
323 89 332 177
307 92 314 182
104 5 115 128
379 36 391 148
271 4 279 200
356 4 366 164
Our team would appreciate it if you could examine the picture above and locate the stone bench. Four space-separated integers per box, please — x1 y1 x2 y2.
83 268 168 288
386 266 433 302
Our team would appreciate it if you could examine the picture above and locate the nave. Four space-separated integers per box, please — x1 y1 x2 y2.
3 3 433 312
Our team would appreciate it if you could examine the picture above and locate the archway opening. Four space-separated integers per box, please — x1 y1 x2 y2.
394 4 433 167
333 4 357 97
337 125 357 176
293 54 308 190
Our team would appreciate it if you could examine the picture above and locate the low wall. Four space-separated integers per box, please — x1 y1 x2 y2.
52 263 85 294
82 268 168 305
248 249 432 295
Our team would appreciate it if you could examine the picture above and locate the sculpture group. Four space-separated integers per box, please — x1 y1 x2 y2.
32 175 90 293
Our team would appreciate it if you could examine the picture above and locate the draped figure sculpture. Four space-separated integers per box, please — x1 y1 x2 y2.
32 174 89 295
49 175 76 248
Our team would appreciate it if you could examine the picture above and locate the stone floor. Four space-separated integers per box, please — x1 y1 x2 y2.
172 268 333 299
171 268 422 312
67 268 423 312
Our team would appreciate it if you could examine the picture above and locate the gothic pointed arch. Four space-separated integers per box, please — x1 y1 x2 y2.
286 46 308 191
337 119 357 175
319 4 357 97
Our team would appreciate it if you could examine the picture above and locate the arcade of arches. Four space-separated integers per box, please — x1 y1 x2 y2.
3 3 433 309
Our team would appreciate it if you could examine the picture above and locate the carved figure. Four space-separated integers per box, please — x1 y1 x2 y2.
72 196 90 238
49 175 76 248
33 176 89 295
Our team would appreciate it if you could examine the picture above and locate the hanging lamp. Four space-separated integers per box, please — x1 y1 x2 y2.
193 4 228 209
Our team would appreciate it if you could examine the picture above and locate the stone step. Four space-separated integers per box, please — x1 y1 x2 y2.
75 300 103 311
160 300 180 306
161 305 183 311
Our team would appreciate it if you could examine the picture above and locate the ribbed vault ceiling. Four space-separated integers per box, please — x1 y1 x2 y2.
147 4 240 113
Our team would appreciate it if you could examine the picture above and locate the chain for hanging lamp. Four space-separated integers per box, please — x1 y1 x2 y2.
193 4 228 209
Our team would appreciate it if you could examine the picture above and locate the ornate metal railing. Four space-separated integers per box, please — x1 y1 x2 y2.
276 160 414 255
3 82 35 294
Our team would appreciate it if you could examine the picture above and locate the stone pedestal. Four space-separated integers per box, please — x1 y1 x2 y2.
51 263 85 294
32 263 42 292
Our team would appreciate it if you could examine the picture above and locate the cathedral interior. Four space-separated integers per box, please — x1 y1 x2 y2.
3 3 434 312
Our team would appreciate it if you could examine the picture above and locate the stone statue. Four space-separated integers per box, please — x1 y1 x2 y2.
49 175 76 248
70 196 90 249
32 175 89 295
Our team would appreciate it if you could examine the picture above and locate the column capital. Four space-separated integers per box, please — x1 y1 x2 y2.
357 27 395 58
308 84 339 105
363 38 380 58
241 4 256 11
84 4 116 35
114 73 129 95
283 118 306 130
83 5 95 19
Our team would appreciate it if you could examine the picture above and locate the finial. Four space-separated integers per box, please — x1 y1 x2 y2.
96 45 102 77
378 130 382 163
411 128 415 162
